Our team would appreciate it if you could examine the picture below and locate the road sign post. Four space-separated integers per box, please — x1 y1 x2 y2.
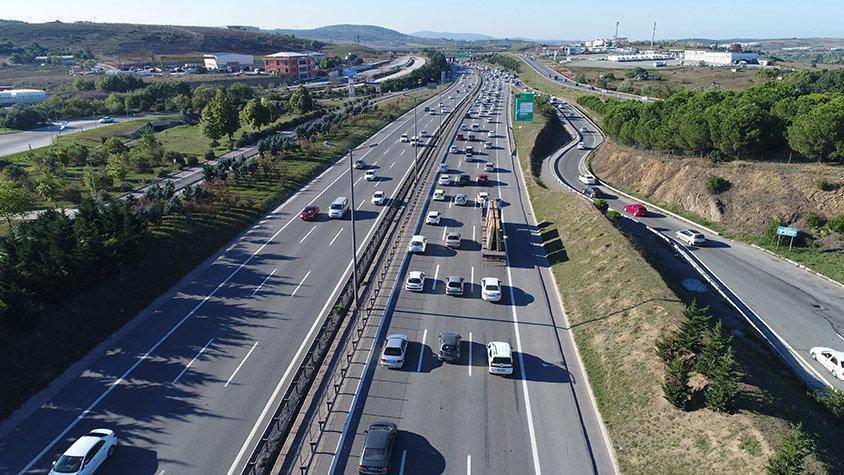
776 225 798 251
514 93 535 122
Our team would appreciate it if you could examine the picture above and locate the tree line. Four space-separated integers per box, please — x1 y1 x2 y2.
576 68 844 163
381 49 450 92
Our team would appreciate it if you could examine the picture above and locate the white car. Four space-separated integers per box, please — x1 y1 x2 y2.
354 159 366 169
487 118 494 124
578 174 597 185
438 163 450 173
460 124 467 131
810 347 844 380
438 174 451 186
400 133 409 143
450 145 459 154
446 231 461 248
476 191 490 207
380 334 409 369
579 126 588 133
364 170 377 181
487 341 514 375
405 271 426 292
576 141 586 150
420 130 428 138
484 162 495 172
483 141 492 149
408 235 427 253
487 131 495 138
426 211 441 225
371 191 387 205
675 229 706 246
97 116 115 124
481 277 502 302
433 189 445 201
50 429 118 475
454 193 468 206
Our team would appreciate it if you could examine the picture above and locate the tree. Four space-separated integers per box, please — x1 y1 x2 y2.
106 153 129 184
0 176 33 226
766 425 814 475
72 77 96 91
662 356 692 410
704 349 740 412
240 98 274 130
104 137 128 156
2 105 45 130
135 130 165 168
289 85 315 114
200 90 239 146
676 300 711 356
786 96 844 162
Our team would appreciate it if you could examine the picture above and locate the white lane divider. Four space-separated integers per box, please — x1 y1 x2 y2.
389 161 396 169
299 225 316 244
417 329 428 373
401 149 406 155
290 271 311 298
357 200 366 211
172 338 214 385
467 454 472 475
225 341 259 387
472 225 476 243
442 226 448 242
354 176 364 185
251 268 277 296
433 264 440 285
399 450 407 475
468 332 473 377
329 228 343 246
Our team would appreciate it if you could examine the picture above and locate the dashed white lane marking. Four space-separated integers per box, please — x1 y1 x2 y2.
417 329 428 373
172 338 214 384
299 225 317 244
401 149 406 155
290 271 311 297
467 454 472 475
389 161 396 169
224 341 259 387
252 268 277 296
329 228 343 246
442 226 448 241
468 332 473 377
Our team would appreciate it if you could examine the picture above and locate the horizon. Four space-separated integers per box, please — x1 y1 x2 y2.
2 0 842 41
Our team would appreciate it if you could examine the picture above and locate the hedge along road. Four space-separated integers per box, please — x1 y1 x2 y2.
0 69 471 474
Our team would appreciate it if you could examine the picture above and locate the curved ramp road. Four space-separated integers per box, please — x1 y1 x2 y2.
324 71 614 474
0 71 471 474
548 99 844 393
521 55 653 102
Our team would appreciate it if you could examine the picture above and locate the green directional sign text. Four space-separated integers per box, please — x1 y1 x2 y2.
514 93 535 122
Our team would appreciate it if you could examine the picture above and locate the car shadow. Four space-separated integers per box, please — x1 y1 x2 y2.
395 431 446 474
517 352 571 383
351 210 379 221
425 243 457 258
414 342 443 373
440 217 463 228
101 445 159 474
503 284 534 307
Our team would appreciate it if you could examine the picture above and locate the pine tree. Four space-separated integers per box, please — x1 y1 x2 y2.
662 356 692 410
766 424 814 475
704 349 740 412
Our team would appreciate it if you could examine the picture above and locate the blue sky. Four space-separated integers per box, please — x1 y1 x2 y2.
3 0 842 40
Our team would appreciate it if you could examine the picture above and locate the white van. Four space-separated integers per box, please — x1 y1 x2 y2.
487 341 514 375
329 197 349 218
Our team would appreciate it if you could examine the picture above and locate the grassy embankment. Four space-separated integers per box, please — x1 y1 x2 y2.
511 92 841 472
0 85 446 420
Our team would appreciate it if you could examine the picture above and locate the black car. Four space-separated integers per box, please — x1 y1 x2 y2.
437 332 462 362
358 421 397 474
583 186 602 198
456 173 470 186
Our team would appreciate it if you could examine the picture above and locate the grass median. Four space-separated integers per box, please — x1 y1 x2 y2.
0 85 447 421
511 100 841 473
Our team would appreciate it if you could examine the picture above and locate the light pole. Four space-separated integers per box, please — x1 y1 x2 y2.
413 79 421 181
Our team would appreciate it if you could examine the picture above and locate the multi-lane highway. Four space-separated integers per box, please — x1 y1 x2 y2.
542 95 844 392
521 55 653 102
323 68 614 474
0 68 473 474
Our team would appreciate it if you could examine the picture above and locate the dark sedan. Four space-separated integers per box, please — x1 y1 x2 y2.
299 205 319 221
583 186 602 198
437 332 462 362
358 421 397 474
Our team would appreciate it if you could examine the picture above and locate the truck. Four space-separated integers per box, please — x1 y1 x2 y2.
481 199 505 262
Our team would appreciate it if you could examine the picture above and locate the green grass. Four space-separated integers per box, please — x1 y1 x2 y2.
745 238 844 284
511 92 841 473
0 127 16 135
155 124 228 157
0 83 446 421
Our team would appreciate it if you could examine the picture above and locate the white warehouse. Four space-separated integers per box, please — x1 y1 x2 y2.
683 50 759 66
0 89 48 107
203 53 255 71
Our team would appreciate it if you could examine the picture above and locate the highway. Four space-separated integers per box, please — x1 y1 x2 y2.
322 69 614 474
543 96 844 393
0 68 472 474
521 55 653 102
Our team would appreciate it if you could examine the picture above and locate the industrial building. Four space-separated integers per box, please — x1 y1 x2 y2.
0 89 48 107
607 52 674 62
203 53 255 71
682 49 759 66
262 52 324 80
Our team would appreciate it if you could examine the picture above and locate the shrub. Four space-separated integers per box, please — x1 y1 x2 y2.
662 356 692 410
804 212 827 231
828 214 844 234
186 155 199 166
157 169 170 179
810 387 844 419
814 177 831 191
605 210 621 221
765 217 786 240
204 150 216 161
593 198 608 213
707 150 725 163
766 424 814 475
704 174 730 194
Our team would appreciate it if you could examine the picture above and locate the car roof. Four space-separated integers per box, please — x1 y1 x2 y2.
483 277 500 284
488 341 512 357
385 334 408 345
63 431 111 456
365 421 396 446
411 234 425 240
813 347 844 358
408 271 424 278
446 275 464 282
439 332 460 344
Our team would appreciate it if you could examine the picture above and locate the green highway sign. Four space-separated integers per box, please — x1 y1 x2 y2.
514 93 535 122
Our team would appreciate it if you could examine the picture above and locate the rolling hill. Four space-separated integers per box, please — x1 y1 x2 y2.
0 20 321 59
272 24 412 45
411 30 495 42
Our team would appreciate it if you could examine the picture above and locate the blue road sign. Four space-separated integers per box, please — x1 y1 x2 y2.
776 226 798 237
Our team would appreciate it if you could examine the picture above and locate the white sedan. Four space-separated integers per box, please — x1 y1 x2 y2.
50 429 118 475
364 170 377 181
676 229 706 246
405 271 426 292
408 235 427 253
426 211 441 225
810 347 844 380
438 174 451 186
380 334 409 369
371 191 387 205
481 277 502 302
578 174 597 185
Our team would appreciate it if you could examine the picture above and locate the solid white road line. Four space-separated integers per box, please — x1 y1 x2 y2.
468 332 473 377
467 454 472 475
417 329 428 373
299 225 316 244
172 338 214 385
838 333 844 344
433 264 440 285
329 228 343 246
472 225 476 243
470 266 474 288
400 450 407 475
251 268 277 296
225 341 259 387
290 271 311 298
442 226 448 242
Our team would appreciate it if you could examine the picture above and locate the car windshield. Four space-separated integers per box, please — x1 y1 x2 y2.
384 347 402 356
408 278 421 284
53 455 84 473
492 357 512 365
330 204 342 210
486 284 499 291
448 281 461 287
442 345 456 353
363 447 387 462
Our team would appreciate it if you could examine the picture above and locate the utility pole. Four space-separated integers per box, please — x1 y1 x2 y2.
651 21 656 50
614 21 619 41
347 150 360 312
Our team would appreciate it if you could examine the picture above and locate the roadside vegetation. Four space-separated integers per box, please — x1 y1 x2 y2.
0 85 444 420
511 91 843 473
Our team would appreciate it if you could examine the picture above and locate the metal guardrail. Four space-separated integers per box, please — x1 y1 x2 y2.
241 78 474 475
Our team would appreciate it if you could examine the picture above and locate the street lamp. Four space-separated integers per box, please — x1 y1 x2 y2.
414 79 422 181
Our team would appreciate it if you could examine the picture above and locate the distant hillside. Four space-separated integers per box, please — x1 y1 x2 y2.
0 20 321 59
273 24 411 45
411 31 494 42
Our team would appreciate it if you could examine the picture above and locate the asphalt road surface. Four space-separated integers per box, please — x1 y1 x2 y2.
329 71 614 475
521 55 652 102
0 69 472 474
547 99 844 393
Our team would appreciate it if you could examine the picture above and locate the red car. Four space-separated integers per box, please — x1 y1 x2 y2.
299 205 319 221
476 173 489 186
624 203 647 217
